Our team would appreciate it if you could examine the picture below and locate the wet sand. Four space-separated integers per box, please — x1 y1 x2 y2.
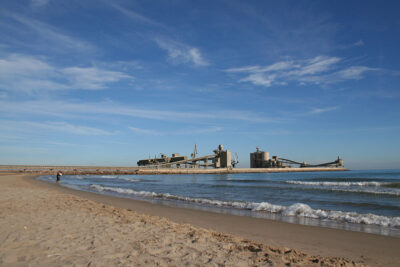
1 174 399 266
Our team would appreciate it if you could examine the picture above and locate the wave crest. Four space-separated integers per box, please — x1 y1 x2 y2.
286 180 386 187
89 184 400 228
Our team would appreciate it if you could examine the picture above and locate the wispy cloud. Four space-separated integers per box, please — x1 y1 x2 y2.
0 120 115 136
62 67 132 90
0 54 52 76
339 40 365 50
0 99 274 123
0 54 132 92
30 121 116 135
128 126 222 136
128 126 161 136
155 38 209 66
104 1 164 28
309 106 339 114
106 60 143 71
353 40 364 47
30 0 49 8
226 61 296 74
226 56 377 87
289 56 341 76
7 13 95 53
239 73 277 87
225 1 339 56
298 66 377 85
234 129 293 136
174 126 223 135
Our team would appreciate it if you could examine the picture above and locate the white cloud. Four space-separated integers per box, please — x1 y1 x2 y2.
107 61 143 71
309 106 339 114
8 13 94 52
128 126 222 136
298 66 377 85
128 126 161 136
0 54 52 77
0 120 115 136
0 99 274 123
258 61 296 73
0 54 132 92
226 61 295 73
288 56 341 76
174 126 223 135
155 38 209 66
187 48 208 66
62 67 132 90
339 40 365 50
31 121 115 135
354 40 364 47
335 66 374 80
14 79 69 91
226 56 377 87
225 66 262 73
105 1 163 28
30 0 49 8
239 73 275 87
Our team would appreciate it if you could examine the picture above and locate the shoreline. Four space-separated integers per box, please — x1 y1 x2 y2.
0 165 348 175
28 174 400 266
36 173 400 238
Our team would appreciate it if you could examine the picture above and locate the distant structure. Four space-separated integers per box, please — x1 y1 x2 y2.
137 153 187 167
250 147 344 168
137 144 234 169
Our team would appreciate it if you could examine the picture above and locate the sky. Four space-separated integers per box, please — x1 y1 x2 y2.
1 0 400 169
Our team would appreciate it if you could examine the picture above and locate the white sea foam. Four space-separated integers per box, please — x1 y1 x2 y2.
285 180 400 196
119 177 140 182
89 184 400 228
100 175 118 179
286 181 387 187
75 175 117 179
329 188 400 196
74 175 140 182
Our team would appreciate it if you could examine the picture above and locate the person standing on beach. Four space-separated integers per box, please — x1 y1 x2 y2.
56 171 62 183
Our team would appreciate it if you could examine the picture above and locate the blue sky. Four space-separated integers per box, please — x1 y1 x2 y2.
1 0 400 169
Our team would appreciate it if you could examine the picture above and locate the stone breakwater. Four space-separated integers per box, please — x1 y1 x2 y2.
0 165 348 175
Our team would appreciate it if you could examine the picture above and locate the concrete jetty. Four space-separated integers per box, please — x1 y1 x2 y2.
0 165 348 175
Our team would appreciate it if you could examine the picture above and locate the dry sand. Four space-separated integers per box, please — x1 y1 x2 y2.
1 174 399 266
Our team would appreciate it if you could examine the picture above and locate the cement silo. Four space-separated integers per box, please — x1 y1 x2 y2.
250 147 270 168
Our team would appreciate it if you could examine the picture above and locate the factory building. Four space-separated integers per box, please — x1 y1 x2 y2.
250 147 286 168
137 144 233 169
250 147 343 168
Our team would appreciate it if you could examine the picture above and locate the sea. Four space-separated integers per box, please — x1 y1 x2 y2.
37 169 400 237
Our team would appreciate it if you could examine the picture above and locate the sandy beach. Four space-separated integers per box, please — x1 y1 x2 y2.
1 174 399 266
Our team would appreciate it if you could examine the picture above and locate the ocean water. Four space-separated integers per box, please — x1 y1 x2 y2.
38 169 400 237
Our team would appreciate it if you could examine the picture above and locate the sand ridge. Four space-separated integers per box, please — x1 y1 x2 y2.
0 174 367 266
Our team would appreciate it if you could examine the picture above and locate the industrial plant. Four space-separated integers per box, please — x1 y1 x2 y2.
137 145 343 170
137 144 238 169
250 147 344 168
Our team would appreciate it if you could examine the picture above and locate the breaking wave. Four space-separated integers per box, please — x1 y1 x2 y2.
329 188 400 197
286 181 387 187
74 175 140 182
90 184 400 228
285 180 400 196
